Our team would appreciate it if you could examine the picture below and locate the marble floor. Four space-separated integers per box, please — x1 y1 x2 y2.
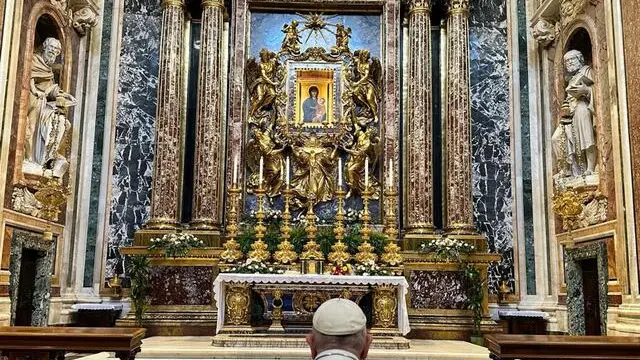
78 336 490 360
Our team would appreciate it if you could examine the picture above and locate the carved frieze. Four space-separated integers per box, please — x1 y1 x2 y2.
49 0 99 35
532 18 556 47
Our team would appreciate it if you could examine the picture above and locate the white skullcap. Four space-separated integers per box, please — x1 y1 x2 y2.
312 298 366 336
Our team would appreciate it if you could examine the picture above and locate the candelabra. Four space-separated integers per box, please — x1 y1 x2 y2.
221 184 243 263
248 186 270 262
356 186 377 264
328 188 350 265
381 187 402 266
274 187 297 264
301 197 323 260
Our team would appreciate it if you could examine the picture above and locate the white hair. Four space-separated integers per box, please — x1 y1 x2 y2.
43 37 61 49
564 49 584 64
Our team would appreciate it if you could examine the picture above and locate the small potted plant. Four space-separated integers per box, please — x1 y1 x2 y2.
464 264 485 346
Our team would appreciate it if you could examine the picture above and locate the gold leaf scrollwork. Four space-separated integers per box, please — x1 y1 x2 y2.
373 285 397 328
225 284 251 325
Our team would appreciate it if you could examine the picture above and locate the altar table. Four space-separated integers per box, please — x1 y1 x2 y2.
213 273 410 335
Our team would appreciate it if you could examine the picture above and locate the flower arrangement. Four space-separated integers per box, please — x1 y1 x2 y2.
353 260 390 276
330 263 353 275
419 236 475 262
222 258 284 274
148 233 205 258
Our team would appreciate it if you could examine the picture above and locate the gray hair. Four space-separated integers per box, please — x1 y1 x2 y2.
43 37 61 49
564 49 584 64
311 329 367 355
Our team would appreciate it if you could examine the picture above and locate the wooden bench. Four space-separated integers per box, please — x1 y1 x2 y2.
485 334 640 360
0 326 145 360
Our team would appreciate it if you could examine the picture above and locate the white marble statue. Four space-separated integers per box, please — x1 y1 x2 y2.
552 49 596 179
24 37 76 179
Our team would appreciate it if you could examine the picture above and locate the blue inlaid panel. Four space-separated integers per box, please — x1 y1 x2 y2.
249 12 381 57
106 0 161 279
469 0 513 294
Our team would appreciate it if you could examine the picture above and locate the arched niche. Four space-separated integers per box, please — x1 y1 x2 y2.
566 27 593 67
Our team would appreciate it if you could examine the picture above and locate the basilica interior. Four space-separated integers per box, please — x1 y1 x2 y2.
0 0 639 358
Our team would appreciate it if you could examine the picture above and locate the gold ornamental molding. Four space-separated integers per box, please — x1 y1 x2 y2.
447 0 469 15
408 0 431 15
162 0 185 8
201 0 224 8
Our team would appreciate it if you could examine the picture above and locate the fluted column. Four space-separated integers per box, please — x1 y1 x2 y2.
146 0 185 229
405 0 434 233
191 0 225 230
444 0 475 234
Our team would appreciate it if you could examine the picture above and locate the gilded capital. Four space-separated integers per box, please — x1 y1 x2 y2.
447 0 469 15
162 0 184 8
408 0 431 15
201 0 224 8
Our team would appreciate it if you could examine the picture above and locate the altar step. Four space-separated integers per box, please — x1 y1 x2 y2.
78 336 490 360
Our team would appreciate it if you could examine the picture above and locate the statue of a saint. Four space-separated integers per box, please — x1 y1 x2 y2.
291 133 338 204
247 49 279 120
343 125 380 199
246 126 285 197
551 49 596 177
24 37 76 179
349 50 381 124
280 20 301 55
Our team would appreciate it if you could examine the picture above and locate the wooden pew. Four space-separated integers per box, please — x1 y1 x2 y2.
485 334 640 360
0 326 145 360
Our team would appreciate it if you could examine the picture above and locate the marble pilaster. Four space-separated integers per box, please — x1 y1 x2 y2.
444 0 474 234
404 0 434 234
145 0 185 229
191 0 225 231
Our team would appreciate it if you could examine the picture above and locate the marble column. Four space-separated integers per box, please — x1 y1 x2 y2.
146 0 185 229
191 0 225 230
444 0 475 234
405 0 434 233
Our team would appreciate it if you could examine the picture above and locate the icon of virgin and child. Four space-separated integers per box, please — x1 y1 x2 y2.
302 86 327 122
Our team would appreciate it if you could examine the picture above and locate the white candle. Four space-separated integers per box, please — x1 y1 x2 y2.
233 155 238 186
286 157 290 186
259 156 264 186
364 157 369 188
280 162 284 181
388 158 393 188
338 158 342 187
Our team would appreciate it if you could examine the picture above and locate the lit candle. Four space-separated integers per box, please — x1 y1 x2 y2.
233 155 238 186
259 156 264 186
338 158 342 187
388 158 393 188
286 157 290 186
364 156 369 188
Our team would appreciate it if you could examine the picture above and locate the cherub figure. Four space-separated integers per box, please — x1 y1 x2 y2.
281 20 301 54
332 23 352 54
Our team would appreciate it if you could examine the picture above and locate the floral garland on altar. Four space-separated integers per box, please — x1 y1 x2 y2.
418 236 475 262
222 258 284 274
148 233 205 258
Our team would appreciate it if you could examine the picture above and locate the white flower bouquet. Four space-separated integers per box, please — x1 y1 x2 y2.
148 233 205 258
222 258 284 274
418 235 475 261
353 260 390 276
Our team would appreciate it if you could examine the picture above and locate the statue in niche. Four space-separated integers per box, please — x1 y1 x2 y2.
331 23 351 54
280 20 301 55
246 125 285 197
345 49 382 125
291 133 338 204
24 37 76 179
343 124 380 199
247 49 280 123
552 49 596 179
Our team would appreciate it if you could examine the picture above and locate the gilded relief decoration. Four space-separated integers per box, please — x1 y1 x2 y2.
243 13 383 212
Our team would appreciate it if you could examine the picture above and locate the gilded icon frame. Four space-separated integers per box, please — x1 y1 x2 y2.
294 69 335 128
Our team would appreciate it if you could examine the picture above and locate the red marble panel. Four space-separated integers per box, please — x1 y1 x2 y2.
148 266 214 306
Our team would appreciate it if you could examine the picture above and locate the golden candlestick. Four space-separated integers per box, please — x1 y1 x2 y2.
381 187 402 266
328 188 350 265
301 197 323 260
248 186 271 262
356 186 377 264
274 187 297 264
221 184 243 263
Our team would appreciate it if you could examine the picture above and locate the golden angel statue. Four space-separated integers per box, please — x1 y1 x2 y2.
343 125 381 199
246 49 281 124
246 126 286 197
346 49 382 125
291 133 339 204
331 23 351 54
280 20 301 55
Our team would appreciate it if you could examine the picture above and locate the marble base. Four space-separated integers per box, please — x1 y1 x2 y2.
212 334 410 349
78 336 490 360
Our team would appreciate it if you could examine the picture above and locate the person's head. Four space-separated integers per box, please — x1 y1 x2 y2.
42 37 62 66
317 98 325 106
259 48 271 62
309 86 319 99
564 50 585 74
306 298 372 360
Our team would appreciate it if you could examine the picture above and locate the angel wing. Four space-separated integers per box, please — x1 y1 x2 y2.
246 57 261 93
370 57 383 93
366 127 382 170
244 137 262 177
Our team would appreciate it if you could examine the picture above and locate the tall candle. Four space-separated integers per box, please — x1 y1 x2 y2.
364 157 369 188
233 155 238 185
338 158 343 187
388 158 393 188
259 156 264 186
286 157 290 186
280 162 284 181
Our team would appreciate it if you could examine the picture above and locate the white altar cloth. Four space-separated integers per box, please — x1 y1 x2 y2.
213 273 410 335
